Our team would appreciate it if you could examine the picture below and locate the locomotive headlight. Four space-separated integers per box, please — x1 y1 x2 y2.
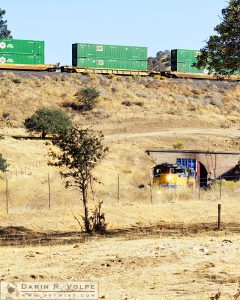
167 175 172 182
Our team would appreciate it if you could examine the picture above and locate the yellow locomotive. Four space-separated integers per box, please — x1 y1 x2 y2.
152 163 196 188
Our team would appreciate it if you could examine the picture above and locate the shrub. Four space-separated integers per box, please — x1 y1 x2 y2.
75 87 100 111
90 74 97 80
24 107 72 138
122 100 132 106
0 154 7 173
55 76 61 82
12 78 21 84
173 141 185 150
188 105 197 111
191 88 201 95
108 74 115 79
210 98 223 106
135 89 148 98
133 101 144 107
2 112 12 126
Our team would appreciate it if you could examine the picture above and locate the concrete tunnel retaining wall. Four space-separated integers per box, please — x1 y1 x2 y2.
147 150 240 181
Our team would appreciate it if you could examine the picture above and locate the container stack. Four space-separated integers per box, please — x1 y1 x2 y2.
0 39 44 65
171 49 204 73
72 43 148 70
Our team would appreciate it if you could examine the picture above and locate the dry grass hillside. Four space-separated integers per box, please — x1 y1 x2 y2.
0 71 239 131
0 71 240 299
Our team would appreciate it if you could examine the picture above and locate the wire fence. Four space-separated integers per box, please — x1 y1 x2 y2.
0 158 81 212
0 163 239 214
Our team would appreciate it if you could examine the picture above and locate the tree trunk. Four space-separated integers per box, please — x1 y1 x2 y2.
41 131 47 139
82 184 90 233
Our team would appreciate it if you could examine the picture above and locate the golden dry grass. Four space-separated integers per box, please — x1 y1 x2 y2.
0 72 239 130
0 126 239 234
0 72 240 299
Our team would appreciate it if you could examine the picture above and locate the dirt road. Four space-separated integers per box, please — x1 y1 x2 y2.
104 127 240 141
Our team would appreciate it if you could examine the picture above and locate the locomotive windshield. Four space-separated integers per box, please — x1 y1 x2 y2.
154 165 170 176
172 168 186 175
153 164 189 177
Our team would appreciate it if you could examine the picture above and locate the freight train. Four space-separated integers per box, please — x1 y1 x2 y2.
153 163 196 188
0 39 239 81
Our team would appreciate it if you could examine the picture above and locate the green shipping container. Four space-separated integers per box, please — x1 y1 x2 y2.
73 57 147 70
171 49 201 64
0 53 44 65
171 62 205 74
0 39 44 55
72 43 147 60
171 49 240 75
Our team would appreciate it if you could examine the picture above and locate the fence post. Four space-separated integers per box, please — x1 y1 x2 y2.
217 204 221 230
150 176 153 205
5 174 9 214
219 175 222 199
117 173 120 204
48 173 51 210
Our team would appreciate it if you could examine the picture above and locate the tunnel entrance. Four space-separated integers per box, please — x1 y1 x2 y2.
199 162 208 188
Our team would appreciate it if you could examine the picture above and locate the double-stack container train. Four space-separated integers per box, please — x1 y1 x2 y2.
64 42 149 75
0 38 239 80
72 43 148 70
0 39 56 71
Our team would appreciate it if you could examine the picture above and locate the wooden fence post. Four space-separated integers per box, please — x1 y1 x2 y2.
5 174 9 214
48 173 51 210
219 176 222 199
150 176 153 205
217 204 221 230
117 173 120 204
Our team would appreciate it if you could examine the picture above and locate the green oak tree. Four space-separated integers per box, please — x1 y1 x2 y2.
0 8 12 39
75 87 100 111
194 0 240 75
24 108 72 138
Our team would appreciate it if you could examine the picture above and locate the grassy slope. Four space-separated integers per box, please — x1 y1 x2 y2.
0 72 240 299
0 71 239 129
0 70 239 212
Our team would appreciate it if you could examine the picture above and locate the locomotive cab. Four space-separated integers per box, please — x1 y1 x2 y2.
153 163 196 188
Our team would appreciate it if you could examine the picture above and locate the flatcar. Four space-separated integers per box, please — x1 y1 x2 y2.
0 39 239 80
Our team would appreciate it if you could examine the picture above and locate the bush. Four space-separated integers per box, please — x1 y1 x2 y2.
173 141 185 150
0 154 7 173
2 112 11 126
75 87 100 111
122 100 132 106
210 98 223 106
107 74 115 79
133 101 144 107
12 78 21 84
24 107 72 138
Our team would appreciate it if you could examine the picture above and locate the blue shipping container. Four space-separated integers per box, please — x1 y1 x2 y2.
176 158 197 170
